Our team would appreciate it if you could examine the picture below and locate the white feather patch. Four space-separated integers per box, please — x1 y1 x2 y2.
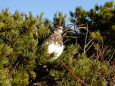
48 43 64 59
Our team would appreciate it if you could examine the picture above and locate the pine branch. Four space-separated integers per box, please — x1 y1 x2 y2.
60 60 85 84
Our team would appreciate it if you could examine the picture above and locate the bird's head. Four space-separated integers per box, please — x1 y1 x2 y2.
54 26 63 34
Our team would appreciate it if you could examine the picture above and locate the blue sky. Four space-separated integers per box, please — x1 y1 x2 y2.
0 0 113 21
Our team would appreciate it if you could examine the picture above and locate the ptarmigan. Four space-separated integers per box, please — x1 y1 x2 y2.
46 26 64 60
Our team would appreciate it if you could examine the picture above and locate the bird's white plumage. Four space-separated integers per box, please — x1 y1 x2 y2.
48 43 64 59
46 26 64 60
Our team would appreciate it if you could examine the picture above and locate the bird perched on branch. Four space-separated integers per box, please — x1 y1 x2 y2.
46 26 64 60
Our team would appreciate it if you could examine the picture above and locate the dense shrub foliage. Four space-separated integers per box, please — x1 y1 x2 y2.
0 1 115 86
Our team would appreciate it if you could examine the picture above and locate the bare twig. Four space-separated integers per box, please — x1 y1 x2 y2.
83 24 89 53
89 54 96 59
63 36 78 38
105 47 113 60
109 50 115 62
63 38 71 44
84 39 94 49
85 41 95 53
9 61 20 74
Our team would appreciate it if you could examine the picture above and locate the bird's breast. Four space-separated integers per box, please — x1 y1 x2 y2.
48 43 64 59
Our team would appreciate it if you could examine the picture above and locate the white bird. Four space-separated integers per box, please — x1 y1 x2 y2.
46 26 64 60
